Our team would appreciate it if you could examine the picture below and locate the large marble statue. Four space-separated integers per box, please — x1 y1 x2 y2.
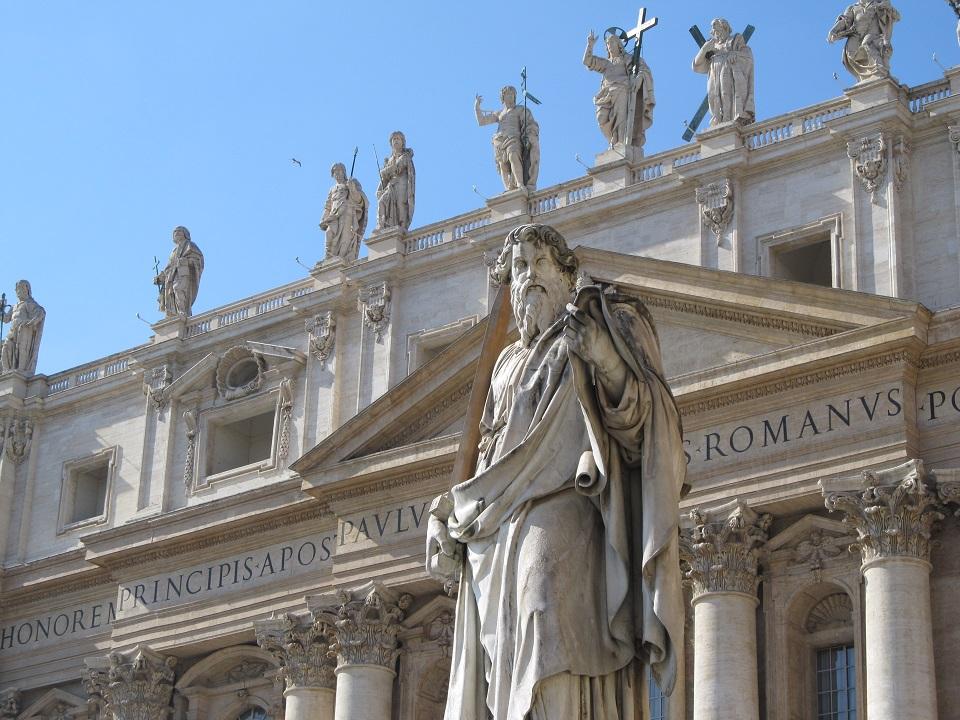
475 86 540 192
583 30 655 150
155 226 204 318
828 0 901 83
0 280 45 376
374 131 416 233
692 18 755 127
426 224 686 720
319 162 368 262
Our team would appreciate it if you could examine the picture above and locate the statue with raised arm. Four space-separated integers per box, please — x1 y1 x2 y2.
583 30 655 150
374 130 416 233
426 224 687 720
320 162 368 262
692 18 755 127
1 280 45 376
475 86 540 192
155 226 204 318
828 0 901 83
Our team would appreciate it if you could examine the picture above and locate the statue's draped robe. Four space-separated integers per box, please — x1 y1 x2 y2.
693 34 755 126
161 241 204 317
492 106 540 188
444 289 685 720
376 148 416 231
322 180 368 261
1 298 45 374
830 1 899 81
584 53 655 148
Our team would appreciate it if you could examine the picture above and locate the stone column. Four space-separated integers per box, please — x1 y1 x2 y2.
254 612 337 720
310 582 412 720
83 645 177 720
823 459 941 720
681 500 771 720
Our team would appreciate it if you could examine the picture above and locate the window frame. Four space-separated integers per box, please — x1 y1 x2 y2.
57 446 118 534
757 214 844 289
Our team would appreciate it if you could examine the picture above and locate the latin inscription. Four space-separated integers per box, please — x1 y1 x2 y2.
0 598 116 655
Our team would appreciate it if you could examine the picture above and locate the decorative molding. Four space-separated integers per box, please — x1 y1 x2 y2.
2 415 34 465
254 613 336 691
223 661 269 685
919 348 960 369
361 382 473 455
321 464 453 505
0 689 20 720
0 569 113 608
805 593 853 633
696 179 734 242
306 311 336 369
681 499 772 599
358 282 391 343
83 646 177 720
142 365 173 414
215 346 265 401
823 459 944 565
892 135 910 193
276 379 294 463
182 410 197 489
948 124 960 154
847 134 887 203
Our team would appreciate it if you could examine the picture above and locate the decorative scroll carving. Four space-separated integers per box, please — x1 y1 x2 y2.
254 612 337 691
3 415 34 465
695 179 734 242
847 134 887 203
0 689 20 720
316 582 412 670
892 135 910 192
182 410 197 489
823 459 943 564
681 499 772 599
276 379 294 463
83 646 177 720
305 311 336 369
358 282 391 343
805 593 853 634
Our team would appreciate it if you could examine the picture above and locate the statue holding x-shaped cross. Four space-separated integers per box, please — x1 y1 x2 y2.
692 18 756 131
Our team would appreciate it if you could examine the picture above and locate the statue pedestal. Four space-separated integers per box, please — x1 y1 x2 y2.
366 227 406 259
844 76 904 112
589 144 643 195
151 316 186 343
697 123 746 159
0 371 28 401
486 188 532 224
310 257 349 289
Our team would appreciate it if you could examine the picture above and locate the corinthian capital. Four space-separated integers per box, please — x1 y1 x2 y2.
681 499 772 599
83 646 177 720
823 459 943 565
310 582 412 671
254 612 336 691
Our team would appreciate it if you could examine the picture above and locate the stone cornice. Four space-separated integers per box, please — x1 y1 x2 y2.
1 567 114 609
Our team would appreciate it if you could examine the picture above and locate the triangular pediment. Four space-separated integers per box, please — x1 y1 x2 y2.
18 689 86 720
294 247 924 495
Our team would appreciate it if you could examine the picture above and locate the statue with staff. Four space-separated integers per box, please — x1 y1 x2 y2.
320 154 369 262
155 226 204 318
475 84 540 192
0 280 45 376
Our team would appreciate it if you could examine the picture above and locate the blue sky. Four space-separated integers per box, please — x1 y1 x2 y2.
0 1 955 375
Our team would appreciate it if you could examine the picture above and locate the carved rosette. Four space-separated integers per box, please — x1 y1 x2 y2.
254 612 337 691
681 500 772 600
824 459 944 565
1 415 33 465
0 688 21 720
847 134 887 203
317 583 412 670
695 179 734 243
83 646 177 720
306 311 336 369
276 379 293 462
358 282 391 343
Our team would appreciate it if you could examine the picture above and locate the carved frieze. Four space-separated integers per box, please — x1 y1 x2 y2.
254 612 337 691
306 311 336 369
358 282 391 343
823 459 943 564
83 646 177 720
0 689 20 720
847 134 887 203
316 582 412 670
681 499 772 599
695 179 734 242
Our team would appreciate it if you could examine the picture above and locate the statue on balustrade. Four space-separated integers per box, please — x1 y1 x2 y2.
692 18 755 128
426 223 687 720
828 0 900 83
155 226 204 318
374 130 416 233
1 280 45 376
950 1 960 47
319 162 368 262
475 86 540 192
583 29 655 151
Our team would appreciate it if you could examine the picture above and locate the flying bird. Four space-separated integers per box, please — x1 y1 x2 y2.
291 158 302 167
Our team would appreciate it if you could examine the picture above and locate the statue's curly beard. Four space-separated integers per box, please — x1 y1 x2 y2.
511 278 569 347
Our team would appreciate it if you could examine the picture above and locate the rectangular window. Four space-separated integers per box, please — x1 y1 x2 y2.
816 645 856 720
207 410 275 476
649 669 667 720
70 463 109 523
59 447 116 532
771 236 833 287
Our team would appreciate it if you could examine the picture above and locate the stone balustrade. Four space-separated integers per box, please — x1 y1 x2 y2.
908 78 952 113
744 98 851 150
185 280 313 339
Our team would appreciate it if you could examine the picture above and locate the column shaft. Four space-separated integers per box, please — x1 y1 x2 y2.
284 687 335 720
332 666 393 720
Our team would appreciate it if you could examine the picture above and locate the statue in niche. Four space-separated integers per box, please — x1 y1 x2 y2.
475 86 540 192
374 130 416 233
426 224 686 719
319 162 368 262
583 30 655 150
1 280 45 376
692 18 755 128
828 0 901 83
155 226 204 318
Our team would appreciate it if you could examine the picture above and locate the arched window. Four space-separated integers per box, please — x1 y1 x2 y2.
235 707 268 720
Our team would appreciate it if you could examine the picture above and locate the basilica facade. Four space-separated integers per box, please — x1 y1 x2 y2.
3 45 960 720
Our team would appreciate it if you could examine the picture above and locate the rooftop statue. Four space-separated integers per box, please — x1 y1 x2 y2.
583 29 655 150
828 0 901 83
475 86 540 192
426 224 686 720
155 226 204 318
692 18 755 128
374 131 416 233
0 280 45 376
319 162 368 262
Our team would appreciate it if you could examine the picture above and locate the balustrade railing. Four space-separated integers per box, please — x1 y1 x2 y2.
47 356 131 396
909 79 951 113
745 98 851 150
528 180 592 216
185 278 313 338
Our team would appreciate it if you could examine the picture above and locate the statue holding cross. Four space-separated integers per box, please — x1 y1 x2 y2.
692 18 756 130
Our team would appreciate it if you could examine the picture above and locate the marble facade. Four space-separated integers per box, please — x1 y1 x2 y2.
4 60 960 720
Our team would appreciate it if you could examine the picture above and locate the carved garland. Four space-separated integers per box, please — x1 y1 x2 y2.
182 410 197 488
276 378 294 462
